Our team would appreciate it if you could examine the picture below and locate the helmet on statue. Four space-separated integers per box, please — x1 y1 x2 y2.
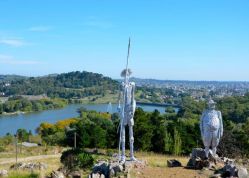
207 98 216 110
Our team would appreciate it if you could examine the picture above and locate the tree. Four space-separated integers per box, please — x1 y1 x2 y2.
134 108 153 151
164 130 173 154
173 127 182 156
165 106 175 113
16 129 29 142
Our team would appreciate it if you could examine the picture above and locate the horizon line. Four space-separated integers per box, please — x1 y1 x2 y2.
1 71 249 83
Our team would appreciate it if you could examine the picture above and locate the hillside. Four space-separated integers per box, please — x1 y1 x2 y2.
0 75 27 82
0 71 119 99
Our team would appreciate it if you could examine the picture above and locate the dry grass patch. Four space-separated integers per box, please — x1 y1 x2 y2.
130 152 210 178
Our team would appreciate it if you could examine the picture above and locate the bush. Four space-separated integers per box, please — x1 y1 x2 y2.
8 172 39 178
60 149 94 170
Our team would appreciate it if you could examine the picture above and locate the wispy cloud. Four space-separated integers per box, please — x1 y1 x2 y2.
28 26 52 32
0 54 40 65
0 39 26 47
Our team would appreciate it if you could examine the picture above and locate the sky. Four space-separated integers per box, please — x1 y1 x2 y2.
0 0 249 81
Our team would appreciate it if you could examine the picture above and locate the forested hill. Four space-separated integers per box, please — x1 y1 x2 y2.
0 75 27 82
0 71 119 99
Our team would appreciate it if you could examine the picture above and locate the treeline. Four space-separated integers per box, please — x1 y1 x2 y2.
36 106 202 155
0 97 68 114
0 71 119 99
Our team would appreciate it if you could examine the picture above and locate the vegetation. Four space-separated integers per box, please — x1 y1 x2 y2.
8 172 39 178
34 93 249 159
0 71 119 99
0 97 68 114
60 149 94 170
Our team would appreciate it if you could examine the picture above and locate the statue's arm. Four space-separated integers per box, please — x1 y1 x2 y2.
218 111 223 138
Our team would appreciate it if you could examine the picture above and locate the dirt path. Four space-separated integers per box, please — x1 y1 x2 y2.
0 154 61 165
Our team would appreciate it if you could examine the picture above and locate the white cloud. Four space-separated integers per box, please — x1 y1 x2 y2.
0 54 40 65
0 39 26 47
28 26 52 32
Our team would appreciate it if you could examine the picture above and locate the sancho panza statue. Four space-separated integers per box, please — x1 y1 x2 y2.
200 98 223 158
118 39 137 163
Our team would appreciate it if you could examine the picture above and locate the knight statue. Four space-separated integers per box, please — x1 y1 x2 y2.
118 38 137 163
200 98 223 159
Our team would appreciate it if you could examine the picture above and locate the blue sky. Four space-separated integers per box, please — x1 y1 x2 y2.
0 0 249 81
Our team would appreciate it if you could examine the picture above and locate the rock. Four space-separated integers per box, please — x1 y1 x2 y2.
51 170 65 178
191 148 207 160
10 162 47 170
68 171 81 178
187 148 206 168
109 162 123 176
210 173 222 178
89 173 105 178
91 161 109 177
187 148 218 170
222 161 237 177
237 167 248 178
167 159 182 167
0 170 8 177
109 169 115 177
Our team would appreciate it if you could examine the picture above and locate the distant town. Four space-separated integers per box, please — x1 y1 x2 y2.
129 77 249 101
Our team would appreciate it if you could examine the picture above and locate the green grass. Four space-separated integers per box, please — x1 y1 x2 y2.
8 172 39 178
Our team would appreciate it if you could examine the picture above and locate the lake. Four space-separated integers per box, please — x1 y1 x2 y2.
0 103 172 136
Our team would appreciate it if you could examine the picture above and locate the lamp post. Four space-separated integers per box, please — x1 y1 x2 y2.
14 134 18 164
66 127 77 149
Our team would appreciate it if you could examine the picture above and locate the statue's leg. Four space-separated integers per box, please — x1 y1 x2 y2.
121 125 126 163
211 131 219 157
204 132 211 158
129 124 136 161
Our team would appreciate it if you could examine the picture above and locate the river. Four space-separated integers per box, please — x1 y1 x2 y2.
0 103 174 136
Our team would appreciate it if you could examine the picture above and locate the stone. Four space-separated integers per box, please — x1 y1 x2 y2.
186 148 221 170
90 173 105 178
51 170 65 178
91 161 109 177
0 170 8 177
210 173 222 178
167 159 182 167
109 169 115 177
222 162 237 177
187 148 207 169
109 162 123 176
10 162 47 170
237 167 248 178
68 171 81 178
191 148 207 160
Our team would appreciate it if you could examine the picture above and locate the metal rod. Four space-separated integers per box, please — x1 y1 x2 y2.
74 132 76 149
15 135 18 164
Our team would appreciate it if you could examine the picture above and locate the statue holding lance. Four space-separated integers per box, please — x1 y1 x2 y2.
118 38 137 163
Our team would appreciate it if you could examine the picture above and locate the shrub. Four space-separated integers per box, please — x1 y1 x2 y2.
60 149 94 170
